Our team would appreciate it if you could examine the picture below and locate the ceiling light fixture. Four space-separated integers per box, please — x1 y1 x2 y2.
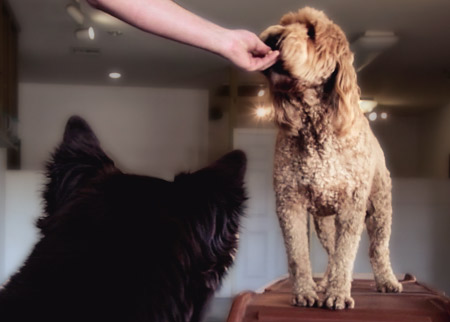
109 72 122 79
380 112 388 120
75 27 95 40
257 88 265 97
67 2 96 41
359 99 378 113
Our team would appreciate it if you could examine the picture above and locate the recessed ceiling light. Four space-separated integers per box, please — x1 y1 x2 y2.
381 112 388 119
368 112 377 121
109 72 121 79
257 89 265 97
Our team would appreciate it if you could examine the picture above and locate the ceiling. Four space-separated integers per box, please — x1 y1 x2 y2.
8 0 450 109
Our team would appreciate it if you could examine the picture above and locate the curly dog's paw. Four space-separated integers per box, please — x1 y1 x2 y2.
319 291 354 310
377 278 403 293
292 289 319 307
316 278 328 293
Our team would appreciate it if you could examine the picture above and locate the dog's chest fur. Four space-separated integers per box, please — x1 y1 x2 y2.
274 117 374 217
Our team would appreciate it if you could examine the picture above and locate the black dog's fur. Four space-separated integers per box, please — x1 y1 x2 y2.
0 116 247 322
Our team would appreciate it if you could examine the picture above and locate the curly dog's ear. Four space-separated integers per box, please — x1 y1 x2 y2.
328 41 361 136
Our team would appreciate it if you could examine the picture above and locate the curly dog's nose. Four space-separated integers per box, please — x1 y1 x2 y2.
264 33 282 51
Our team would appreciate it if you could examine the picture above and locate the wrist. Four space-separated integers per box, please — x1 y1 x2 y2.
213 29 241 61
204 27 231 57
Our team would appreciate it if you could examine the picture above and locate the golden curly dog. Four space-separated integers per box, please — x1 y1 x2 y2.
260 7 402 310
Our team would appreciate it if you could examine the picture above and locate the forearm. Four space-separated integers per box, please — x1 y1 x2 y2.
87 0 278 71
88 0 229 56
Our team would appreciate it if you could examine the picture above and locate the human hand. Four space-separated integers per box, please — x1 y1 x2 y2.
220 29 279 72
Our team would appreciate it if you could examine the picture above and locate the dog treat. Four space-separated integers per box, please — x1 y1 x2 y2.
260 7 402 310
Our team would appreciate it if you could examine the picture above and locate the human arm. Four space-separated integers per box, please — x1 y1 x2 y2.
86 0 279 71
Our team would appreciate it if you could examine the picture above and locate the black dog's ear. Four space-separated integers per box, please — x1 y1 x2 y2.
177 150 246 191
61 115 101 152
209 150 247 211
205 150 247 186
175 150 247 214
42 116 117 216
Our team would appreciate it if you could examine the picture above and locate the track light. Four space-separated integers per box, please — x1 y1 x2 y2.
75 27 95 40
67 2 95 41
66 4 84 25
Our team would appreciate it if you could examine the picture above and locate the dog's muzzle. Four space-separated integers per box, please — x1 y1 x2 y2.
263 33 282 51
261 33 289 78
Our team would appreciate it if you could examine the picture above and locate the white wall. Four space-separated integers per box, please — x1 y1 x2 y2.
371 113 421 177
311 178 450 295
420 104 450 178
370 105 450 178
3 171 42 281
2 154 450 296
19 83 209 179
0 149 6 282
5 85 450 295
390 179 450 295
1 82 210 283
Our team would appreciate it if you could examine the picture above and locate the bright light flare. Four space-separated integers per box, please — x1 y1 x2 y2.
109 72 121 79
255 107 270 118
88 27 95 40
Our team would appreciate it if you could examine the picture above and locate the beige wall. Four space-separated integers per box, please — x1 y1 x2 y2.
371 112 422 177
19 83 209 179
0 149 6 281
371 104 450 178
419 104 450 178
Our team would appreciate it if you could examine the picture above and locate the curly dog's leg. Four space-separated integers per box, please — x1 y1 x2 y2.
366 173 402 293
320 208 365 310
313 216 336 292
277 199 318 307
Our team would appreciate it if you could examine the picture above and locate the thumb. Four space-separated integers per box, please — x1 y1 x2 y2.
250 38 272 56
248 50 280 71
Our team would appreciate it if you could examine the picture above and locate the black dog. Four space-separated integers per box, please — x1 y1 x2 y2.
0 116 247 322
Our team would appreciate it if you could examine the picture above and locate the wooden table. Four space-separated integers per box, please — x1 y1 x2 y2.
227 274 450 322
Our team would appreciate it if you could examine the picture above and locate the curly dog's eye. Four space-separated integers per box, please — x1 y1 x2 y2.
307 24 315 40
